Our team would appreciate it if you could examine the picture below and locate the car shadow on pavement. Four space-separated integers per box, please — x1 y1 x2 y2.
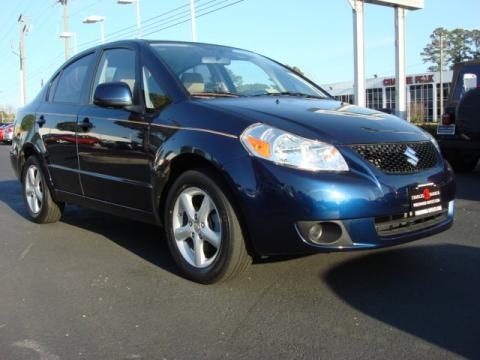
0 180 28 217
61 205 183 277
324 244 480 359
0 179 182 277
454 169 480 201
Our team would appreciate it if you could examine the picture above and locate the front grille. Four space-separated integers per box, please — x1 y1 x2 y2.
375 208 448 237
351 141 438 174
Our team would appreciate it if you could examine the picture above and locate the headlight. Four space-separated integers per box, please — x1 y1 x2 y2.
240 123 349 172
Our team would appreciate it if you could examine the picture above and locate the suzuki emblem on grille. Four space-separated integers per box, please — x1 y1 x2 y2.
404 146 419 166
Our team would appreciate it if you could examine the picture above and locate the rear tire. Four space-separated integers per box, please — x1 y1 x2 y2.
22 156 64 224
164 169 251 284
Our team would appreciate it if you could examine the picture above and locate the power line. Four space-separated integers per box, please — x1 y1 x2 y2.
76 0 227 50
75 0 205 49
1 0 247 98
142 0 245 38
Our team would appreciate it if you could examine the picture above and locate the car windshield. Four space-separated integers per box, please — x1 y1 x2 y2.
150 43 329 99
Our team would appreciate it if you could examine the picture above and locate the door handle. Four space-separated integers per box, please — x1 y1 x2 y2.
79 117 93 131
36 115 45 127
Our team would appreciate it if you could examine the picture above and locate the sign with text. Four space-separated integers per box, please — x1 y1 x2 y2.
383 74 434 86
364 0 424 10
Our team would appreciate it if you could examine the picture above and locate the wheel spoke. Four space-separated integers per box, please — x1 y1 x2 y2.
27 193 35 212
33 196 41 213
174 225 191 242
34 184 43 201
198 195 213 223
179 193 195 220
27 167 35 187
200 227 221 249
193 236 205 267
34 170 40 187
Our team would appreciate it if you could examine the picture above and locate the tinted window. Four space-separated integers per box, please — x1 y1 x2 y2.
93 48 137 102
151 43 328 98
54 53 94 104
47 74 60 102
142 67 169 111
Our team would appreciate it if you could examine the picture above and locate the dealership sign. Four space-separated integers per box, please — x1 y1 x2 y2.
383 74 434 86
364 0 424 10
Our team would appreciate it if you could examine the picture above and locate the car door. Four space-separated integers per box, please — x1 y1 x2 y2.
36 52 96 194
77 46 153 211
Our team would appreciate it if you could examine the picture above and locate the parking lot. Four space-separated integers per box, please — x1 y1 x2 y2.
0 144 479 359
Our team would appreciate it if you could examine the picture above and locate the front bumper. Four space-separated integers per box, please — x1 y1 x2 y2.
223 153 456 256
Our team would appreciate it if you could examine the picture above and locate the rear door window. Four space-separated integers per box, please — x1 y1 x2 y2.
53 53 95 104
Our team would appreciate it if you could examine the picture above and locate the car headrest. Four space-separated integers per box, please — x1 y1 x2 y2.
181 73 205 93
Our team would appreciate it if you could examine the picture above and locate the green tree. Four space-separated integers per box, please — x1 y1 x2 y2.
448 28 472 65
468 29 480 58
421 28 480 71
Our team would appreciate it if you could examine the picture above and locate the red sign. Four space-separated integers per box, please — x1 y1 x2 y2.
383 74 434 87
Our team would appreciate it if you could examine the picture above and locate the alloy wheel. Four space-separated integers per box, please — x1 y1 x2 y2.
172 187 222 268
24 165 44 215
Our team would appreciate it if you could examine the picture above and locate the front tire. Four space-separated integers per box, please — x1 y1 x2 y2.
22 156 64 224
164 169 251 284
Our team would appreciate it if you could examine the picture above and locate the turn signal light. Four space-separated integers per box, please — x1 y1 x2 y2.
245 135 271 158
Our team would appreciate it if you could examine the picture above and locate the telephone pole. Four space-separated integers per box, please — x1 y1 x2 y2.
18 15 27 107
439 32 444 118
58 0 69 59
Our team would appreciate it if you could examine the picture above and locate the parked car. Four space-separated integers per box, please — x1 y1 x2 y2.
2 123 14 144
437 60 480 172
10 40 455 283
0 123 14 144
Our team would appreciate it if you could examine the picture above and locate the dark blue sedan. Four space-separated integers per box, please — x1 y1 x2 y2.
10 40 455 283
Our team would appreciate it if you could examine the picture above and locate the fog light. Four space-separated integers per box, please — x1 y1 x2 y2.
308 224 323 243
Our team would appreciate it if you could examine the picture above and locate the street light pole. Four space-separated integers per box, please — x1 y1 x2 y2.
83 16 106 44
117 0 141 39
100 21 105 44
136 0 141 39
190 0 197 41
60 32 77 55
439 32 444 118
57 0 70 60
18 15 27 107
349 0 366 108
394 7 407 120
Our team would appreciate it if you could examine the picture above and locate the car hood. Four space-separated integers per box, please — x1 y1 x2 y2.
199 97 430 145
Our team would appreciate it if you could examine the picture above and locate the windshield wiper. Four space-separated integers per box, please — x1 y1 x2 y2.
252 91 327 99
191 92 243 98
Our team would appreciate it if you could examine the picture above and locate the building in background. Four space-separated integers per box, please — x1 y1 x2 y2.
322 71 453 122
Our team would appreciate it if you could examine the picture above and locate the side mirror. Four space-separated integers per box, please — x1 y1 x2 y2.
94 82 133 108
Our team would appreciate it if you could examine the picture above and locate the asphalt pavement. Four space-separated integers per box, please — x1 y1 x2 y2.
0 145 479 360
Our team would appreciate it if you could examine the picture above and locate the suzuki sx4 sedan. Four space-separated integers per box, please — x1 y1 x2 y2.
10 41 455 283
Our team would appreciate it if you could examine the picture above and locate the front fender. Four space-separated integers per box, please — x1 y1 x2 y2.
148 124 247 225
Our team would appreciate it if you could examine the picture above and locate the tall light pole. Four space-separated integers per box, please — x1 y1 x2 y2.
60 32 77 55
117 0 141 39
349 0 365 108
58 0 69 60
439 32 444 118
83 15 105 44
190 0 197 41
18 15 28 107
